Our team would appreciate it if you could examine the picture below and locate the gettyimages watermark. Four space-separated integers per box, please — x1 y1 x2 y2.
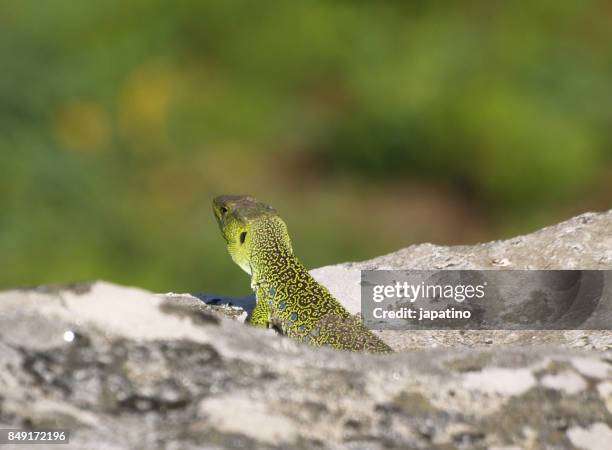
361 270 611 330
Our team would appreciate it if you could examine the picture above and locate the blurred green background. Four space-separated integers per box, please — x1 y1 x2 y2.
1 1 611 295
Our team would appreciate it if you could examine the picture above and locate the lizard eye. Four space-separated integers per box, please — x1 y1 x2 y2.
240 231 247 244
219 206 228 216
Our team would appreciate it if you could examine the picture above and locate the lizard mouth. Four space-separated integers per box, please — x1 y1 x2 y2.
212 204 224 227
214 205 228 225
212 195 241 226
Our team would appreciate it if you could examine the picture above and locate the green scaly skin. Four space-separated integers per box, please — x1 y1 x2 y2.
212 195 392 353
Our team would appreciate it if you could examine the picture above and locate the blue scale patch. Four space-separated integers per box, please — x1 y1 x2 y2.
278 301 287 311
290 312 298 322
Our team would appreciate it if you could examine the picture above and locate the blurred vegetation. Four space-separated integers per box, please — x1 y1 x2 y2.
1 1 611 295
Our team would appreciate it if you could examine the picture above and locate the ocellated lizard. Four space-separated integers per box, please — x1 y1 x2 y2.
213 195 392 353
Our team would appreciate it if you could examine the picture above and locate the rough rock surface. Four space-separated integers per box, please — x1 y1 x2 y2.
0 210 611 449
311 210 612 352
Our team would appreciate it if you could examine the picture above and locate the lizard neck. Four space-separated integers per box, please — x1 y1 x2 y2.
248 216 303 288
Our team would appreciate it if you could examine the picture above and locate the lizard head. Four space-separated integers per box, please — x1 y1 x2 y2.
212 195 292 275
